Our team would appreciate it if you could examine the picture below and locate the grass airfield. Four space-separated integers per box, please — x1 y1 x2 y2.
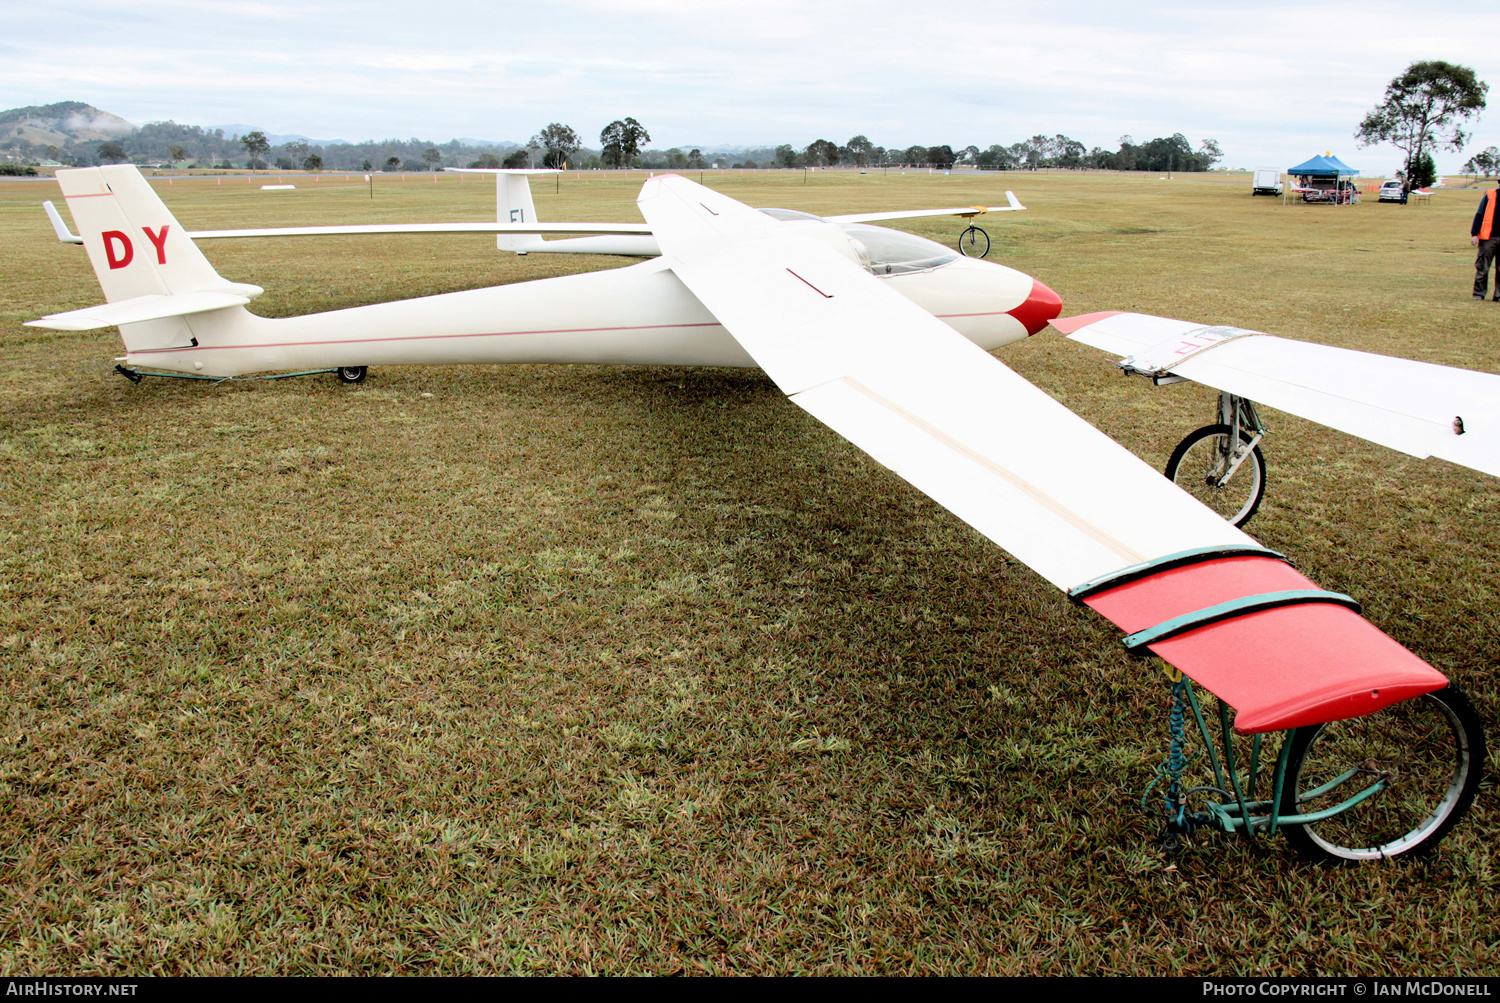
2 168 1499 975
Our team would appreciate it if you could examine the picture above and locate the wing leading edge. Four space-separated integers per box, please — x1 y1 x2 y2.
640 175 1447 732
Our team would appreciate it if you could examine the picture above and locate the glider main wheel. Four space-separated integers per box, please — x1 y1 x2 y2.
958 225 990 258
1278 684 1484 863
1164 424 1266 527
336 366 368 384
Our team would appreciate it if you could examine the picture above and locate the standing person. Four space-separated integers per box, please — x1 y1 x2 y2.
1473 180 1500 301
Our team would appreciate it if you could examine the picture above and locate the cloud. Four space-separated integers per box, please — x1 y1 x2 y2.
3 0 1497 169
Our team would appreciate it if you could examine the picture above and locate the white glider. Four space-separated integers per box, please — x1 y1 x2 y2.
30 166 1484 860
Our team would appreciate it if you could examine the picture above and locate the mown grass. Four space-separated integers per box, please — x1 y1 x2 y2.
1 170 1498 975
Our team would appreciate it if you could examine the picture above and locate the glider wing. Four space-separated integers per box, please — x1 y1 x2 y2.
640 175 1446 732
825 191 1025 223
185 222 654 239
1054 311 1500 478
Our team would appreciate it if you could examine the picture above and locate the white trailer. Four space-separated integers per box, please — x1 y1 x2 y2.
1252 168 1283 196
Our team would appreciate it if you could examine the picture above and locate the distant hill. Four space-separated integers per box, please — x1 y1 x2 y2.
210 125 354 147
0 100 526 170
0 101 752 172
0 101 136 148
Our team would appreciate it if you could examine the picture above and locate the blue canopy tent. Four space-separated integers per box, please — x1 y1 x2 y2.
1287 154 1360 203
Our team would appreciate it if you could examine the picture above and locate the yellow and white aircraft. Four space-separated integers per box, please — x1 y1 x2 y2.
31 166 1486 862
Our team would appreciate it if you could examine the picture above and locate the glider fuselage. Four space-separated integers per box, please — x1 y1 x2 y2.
122 248 1046 378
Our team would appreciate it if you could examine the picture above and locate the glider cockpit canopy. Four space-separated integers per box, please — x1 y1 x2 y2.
757 208 959 276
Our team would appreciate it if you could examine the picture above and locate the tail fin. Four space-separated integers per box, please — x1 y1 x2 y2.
32 167 261 350
57 165 248 299
494 171 545 254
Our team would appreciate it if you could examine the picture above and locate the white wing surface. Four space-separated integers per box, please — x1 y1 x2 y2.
638 176 1250 591
825 191 1025 224
1055 312 1500 477
186 221 654 239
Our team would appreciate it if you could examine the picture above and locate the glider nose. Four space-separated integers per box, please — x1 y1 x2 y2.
1007 279 1063 336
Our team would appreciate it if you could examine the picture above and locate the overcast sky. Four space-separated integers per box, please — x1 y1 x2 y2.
5 0 1499 173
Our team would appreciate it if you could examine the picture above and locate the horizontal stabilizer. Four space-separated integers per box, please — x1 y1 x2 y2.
43 201 83 244
26 287 261 331
1053 312 1500 478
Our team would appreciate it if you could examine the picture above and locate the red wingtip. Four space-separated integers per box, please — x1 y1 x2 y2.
1006 279 1063 336
1048 310 1123 335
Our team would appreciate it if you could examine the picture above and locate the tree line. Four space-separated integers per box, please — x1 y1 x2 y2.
472 124 1224 173
8 106 1225 175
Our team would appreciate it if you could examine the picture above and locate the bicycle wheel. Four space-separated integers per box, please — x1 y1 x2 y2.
958 225 989 258
1278 685 1485 863
1164 424 1266 527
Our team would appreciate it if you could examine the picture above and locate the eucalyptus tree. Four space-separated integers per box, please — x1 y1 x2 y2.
844 134 875 166
1355 61 1487 185
1463 146 1499 178
805 138 839 166
530 123 581 169
239 130 270 170
600 118 649 168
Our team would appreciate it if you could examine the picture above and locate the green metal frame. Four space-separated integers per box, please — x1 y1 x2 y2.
1121 590 1361 654
1143 676 1391 844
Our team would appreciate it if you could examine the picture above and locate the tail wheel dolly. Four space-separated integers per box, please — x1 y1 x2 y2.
113 365 354 386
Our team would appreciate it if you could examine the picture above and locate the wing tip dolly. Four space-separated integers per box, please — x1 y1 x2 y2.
1077 547 1448 733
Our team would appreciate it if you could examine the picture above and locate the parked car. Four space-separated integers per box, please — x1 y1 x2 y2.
1378 180 1407 203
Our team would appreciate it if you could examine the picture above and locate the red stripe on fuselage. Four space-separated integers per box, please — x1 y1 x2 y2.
132 320 726 355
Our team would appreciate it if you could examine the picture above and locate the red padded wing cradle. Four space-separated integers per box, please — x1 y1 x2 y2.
1081 555 1447 733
